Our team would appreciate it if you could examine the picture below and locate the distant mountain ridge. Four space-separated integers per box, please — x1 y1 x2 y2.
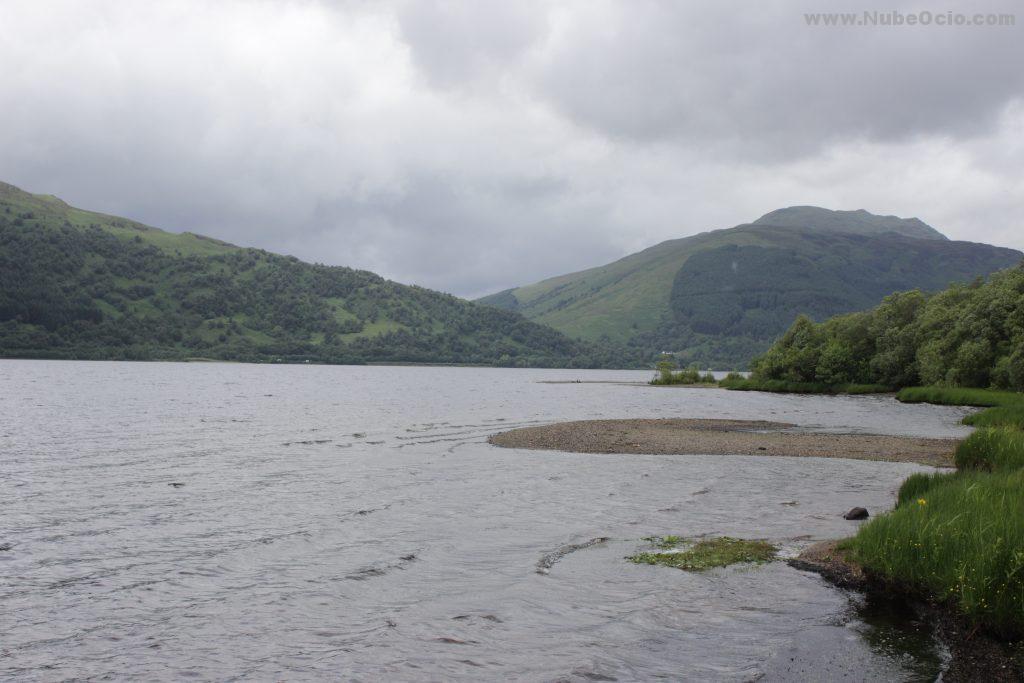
479 207 1021 368
0 181 628 367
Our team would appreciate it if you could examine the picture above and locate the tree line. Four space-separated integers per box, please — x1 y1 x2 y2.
751 263 1024 390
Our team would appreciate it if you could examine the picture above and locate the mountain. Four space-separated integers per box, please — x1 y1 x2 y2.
479 207 1022 368
0 181 629 367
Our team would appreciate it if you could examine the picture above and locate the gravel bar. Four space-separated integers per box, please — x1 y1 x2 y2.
488 418 956 467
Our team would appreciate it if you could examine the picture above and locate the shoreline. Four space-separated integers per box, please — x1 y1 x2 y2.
488 418 957 467
791 541 1023 681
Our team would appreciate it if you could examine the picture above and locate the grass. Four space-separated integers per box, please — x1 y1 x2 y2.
852 469 1024 636
628 536 777 572
718 377 891 394
895 471 957 507
963 404 1024 428
896 386 1024 432
641 534 685 549
896 386 1022 409
851 386 1024 636
954 428 1024 472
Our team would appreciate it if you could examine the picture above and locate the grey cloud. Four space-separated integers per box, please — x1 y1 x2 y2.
0 0 1020 299
281 172 623 298
527 1 1024 157
395 0 547 88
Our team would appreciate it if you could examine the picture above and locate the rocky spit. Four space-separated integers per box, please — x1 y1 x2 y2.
488 418 957 467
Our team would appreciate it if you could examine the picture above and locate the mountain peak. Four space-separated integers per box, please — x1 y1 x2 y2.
752 206 946 241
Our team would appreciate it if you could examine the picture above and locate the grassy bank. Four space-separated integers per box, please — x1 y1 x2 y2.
848 387 1024 636
897 387 1024 429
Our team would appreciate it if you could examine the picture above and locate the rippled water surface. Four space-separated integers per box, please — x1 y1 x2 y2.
1 361 974 681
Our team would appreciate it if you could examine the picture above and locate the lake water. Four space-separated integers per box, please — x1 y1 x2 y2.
1 361 974 681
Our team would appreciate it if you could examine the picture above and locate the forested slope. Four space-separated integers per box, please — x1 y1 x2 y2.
0 182 631 367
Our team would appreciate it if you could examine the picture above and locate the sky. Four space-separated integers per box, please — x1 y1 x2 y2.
1 0 1022 298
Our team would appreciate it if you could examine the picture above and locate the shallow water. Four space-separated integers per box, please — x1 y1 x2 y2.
1 361 973 681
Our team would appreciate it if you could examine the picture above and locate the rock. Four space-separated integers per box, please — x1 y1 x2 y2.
0 542 13 551
843 507 869 520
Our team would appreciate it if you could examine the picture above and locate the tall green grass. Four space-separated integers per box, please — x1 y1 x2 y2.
853 469 1024 635
897 386 1024 430
896 386 1021 409
954 428 1024 471
854 386 1024 635
895 471 957 507
963 404 1024 429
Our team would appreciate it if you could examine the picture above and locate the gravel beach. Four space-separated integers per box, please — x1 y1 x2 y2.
488 418 957 467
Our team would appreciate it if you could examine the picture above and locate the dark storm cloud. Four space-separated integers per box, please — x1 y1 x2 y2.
0 0 1021 298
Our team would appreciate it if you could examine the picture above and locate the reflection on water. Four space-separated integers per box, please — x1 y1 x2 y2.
853 592 949 680
1 361 970 680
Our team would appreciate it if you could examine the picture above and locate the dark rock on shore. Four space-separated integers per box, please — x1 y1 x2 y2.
843 507 869 520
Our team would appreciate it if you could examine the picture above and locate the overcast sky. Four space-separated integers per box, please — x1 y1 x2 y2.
1 1 1022 297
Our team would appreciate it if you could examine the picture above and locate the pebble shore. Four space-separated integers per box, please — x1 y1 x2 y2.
488 418 957 467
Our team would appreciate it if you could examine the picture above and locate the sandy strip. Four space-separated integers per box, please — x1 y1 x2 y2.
488 418 956 467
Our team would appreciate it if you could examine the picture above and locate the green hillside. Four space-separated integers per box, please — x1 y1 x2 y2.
479 207 1022 368
0 181 630 367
